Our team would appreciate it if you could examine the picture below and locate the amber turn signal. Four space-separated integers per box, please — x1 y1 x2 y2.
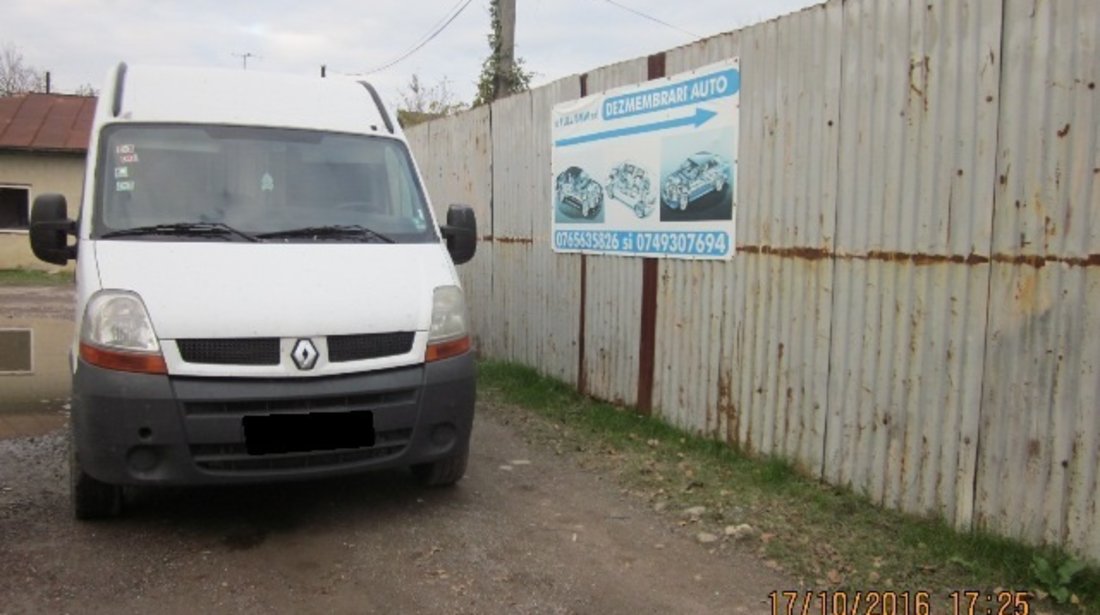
425 336 470 362
80 342 168 375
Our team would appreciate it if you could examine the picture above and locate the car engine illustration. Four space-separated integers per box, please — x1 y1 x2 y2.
606 162 656 218
661 152 731 211
555 166 604 219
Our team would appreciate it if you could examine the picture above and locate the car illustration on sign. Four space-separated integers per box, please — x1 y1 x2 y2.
606 161 656 218
661 152 731 211
555 166 604 219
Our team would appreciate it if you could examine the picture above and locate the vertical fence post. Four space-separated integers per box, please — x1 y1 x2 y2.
636 52 666 416
577 73 589 396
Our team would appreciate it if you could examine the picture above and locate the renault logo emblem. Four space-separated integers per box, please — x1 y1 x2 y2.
291 339 319 370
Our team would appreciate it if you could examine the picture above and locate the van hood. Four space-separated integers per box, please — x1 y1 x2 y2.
91 241 456 339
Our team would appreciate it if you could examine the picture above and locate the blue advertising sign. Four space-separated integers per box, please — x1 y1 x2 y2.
551 59 739 260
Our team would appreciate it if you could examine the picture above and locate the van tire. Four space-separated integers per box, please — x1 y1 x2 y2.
70 437 122 520
411 448 469 487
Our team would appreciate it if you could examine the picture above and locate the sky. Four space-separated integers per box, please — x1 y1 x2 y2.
3 0 821 108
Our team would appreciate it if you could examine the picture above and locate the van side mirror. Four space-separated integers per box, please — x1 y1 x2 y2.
441 204 477 265
29 194 77 265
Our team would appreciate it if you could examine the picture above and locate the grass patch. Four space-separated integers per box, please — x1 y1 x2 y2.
0 268 74 286
478 359 1098 613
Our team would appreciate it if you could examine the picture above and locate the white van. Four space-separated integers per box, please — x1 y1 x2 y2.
29 63 479 519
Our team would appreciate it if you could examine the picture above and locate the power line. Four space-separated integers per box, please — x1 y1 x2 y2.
390 0 467 61
599 0 700 40
363 0 475 74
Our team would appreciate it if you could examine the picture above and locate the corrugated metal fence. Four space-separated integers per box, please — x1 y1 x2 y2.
407 0 1100 561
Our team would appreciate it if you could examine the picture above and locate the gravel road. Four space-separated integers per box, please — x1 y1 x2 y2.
0 285 789 614
0 407 790 614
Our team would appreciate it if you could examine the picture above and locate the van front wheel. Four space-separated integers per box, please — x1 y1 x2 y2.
70 438 122 520
411 447 469 487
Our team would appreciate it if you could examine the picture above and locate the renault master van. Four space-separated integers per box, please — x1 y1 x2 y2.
29 63 478 519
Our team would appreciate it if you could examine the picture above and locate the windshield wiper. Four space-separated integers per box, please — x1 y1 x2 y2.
101 222 260 243
256 225 395 243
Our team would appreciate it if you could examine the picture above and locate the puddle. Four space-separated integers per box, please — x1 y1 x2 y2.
0 412 67 439
0 317 74 416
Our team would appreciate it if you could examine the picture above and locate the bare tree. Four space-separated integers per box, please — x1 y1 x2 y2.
73 83 99 97
396 74 467 127
0 43 44 96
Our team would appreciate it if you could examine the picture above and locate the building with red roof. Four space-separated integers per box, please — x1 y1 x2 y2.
0 93 96 270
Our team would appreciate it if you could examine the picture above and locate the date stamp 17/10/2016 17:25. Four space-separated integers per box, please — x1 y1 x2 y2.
768 590 1033 615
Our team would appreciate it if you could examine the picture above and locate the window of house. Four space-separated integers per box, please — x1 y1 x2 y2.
0 186 31 230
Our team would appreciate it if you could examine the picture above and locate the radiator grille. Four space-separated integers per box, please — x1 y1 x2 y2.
328 332 415 362
176 332 415 366
177 338 280 365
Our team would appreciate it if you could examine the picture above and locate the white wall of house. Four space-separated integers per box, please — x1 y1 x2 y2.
0 151 85 271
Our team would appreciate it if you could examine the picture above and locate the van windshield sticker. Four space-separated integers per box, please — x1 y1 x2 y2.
116 180 135 192
118 153 139 164
114 167 129 179
261 173 274 192
115 144 135 154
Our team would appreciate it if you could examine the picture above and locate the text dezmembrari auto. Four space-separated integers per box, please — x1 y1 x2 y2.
661 152 731 211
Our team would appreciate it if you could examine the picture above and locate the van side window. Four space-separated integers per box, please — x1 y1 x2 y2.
384 146 416 218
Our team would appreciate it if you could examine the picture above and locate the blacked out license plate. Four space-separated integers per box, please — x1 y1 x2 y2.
242 411 375 455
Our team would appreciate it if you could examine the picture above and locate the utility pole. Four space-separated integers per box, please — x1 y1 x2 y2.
493 0 516 99
233 52 257 70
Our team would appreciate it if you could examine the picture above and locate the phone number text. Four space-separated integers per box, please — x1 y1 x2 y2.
554 230 731 258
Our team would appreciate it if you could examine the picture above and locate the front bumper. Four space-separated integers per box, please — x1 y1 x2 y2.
70 353 475 486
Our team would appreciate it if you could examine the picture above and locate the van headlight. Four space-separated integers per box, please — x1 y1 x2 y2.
426 285 470 362
79 291 167 374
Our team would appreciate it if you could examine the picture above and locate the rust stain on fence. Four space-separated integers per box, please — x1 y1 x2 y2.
717 370 738 448
908 54 931 112
737 245 1100 267
487 236 534 245
993 253 1100 268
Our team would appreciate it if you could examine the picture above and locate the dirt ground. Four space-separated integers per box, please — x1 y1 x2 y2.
0 285 75 321
0 286 790 614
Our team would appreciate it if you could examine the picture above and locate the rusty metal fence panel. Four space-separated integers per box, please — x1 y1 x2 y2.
824 0 1002 529
405 0 1100 562
528 77 585 385
489 91 536 364
976 0 1100 554
579 58 650 406
655 30 743 442
736 4 840 475
653 2 843 482
405 108 494 352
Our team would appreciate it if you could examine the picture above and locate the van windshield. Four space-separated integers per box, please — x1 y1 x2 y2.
92 124 438 243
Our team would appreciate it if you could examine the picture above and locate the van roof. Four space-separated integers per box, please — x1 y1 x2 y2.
103 64 398 137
